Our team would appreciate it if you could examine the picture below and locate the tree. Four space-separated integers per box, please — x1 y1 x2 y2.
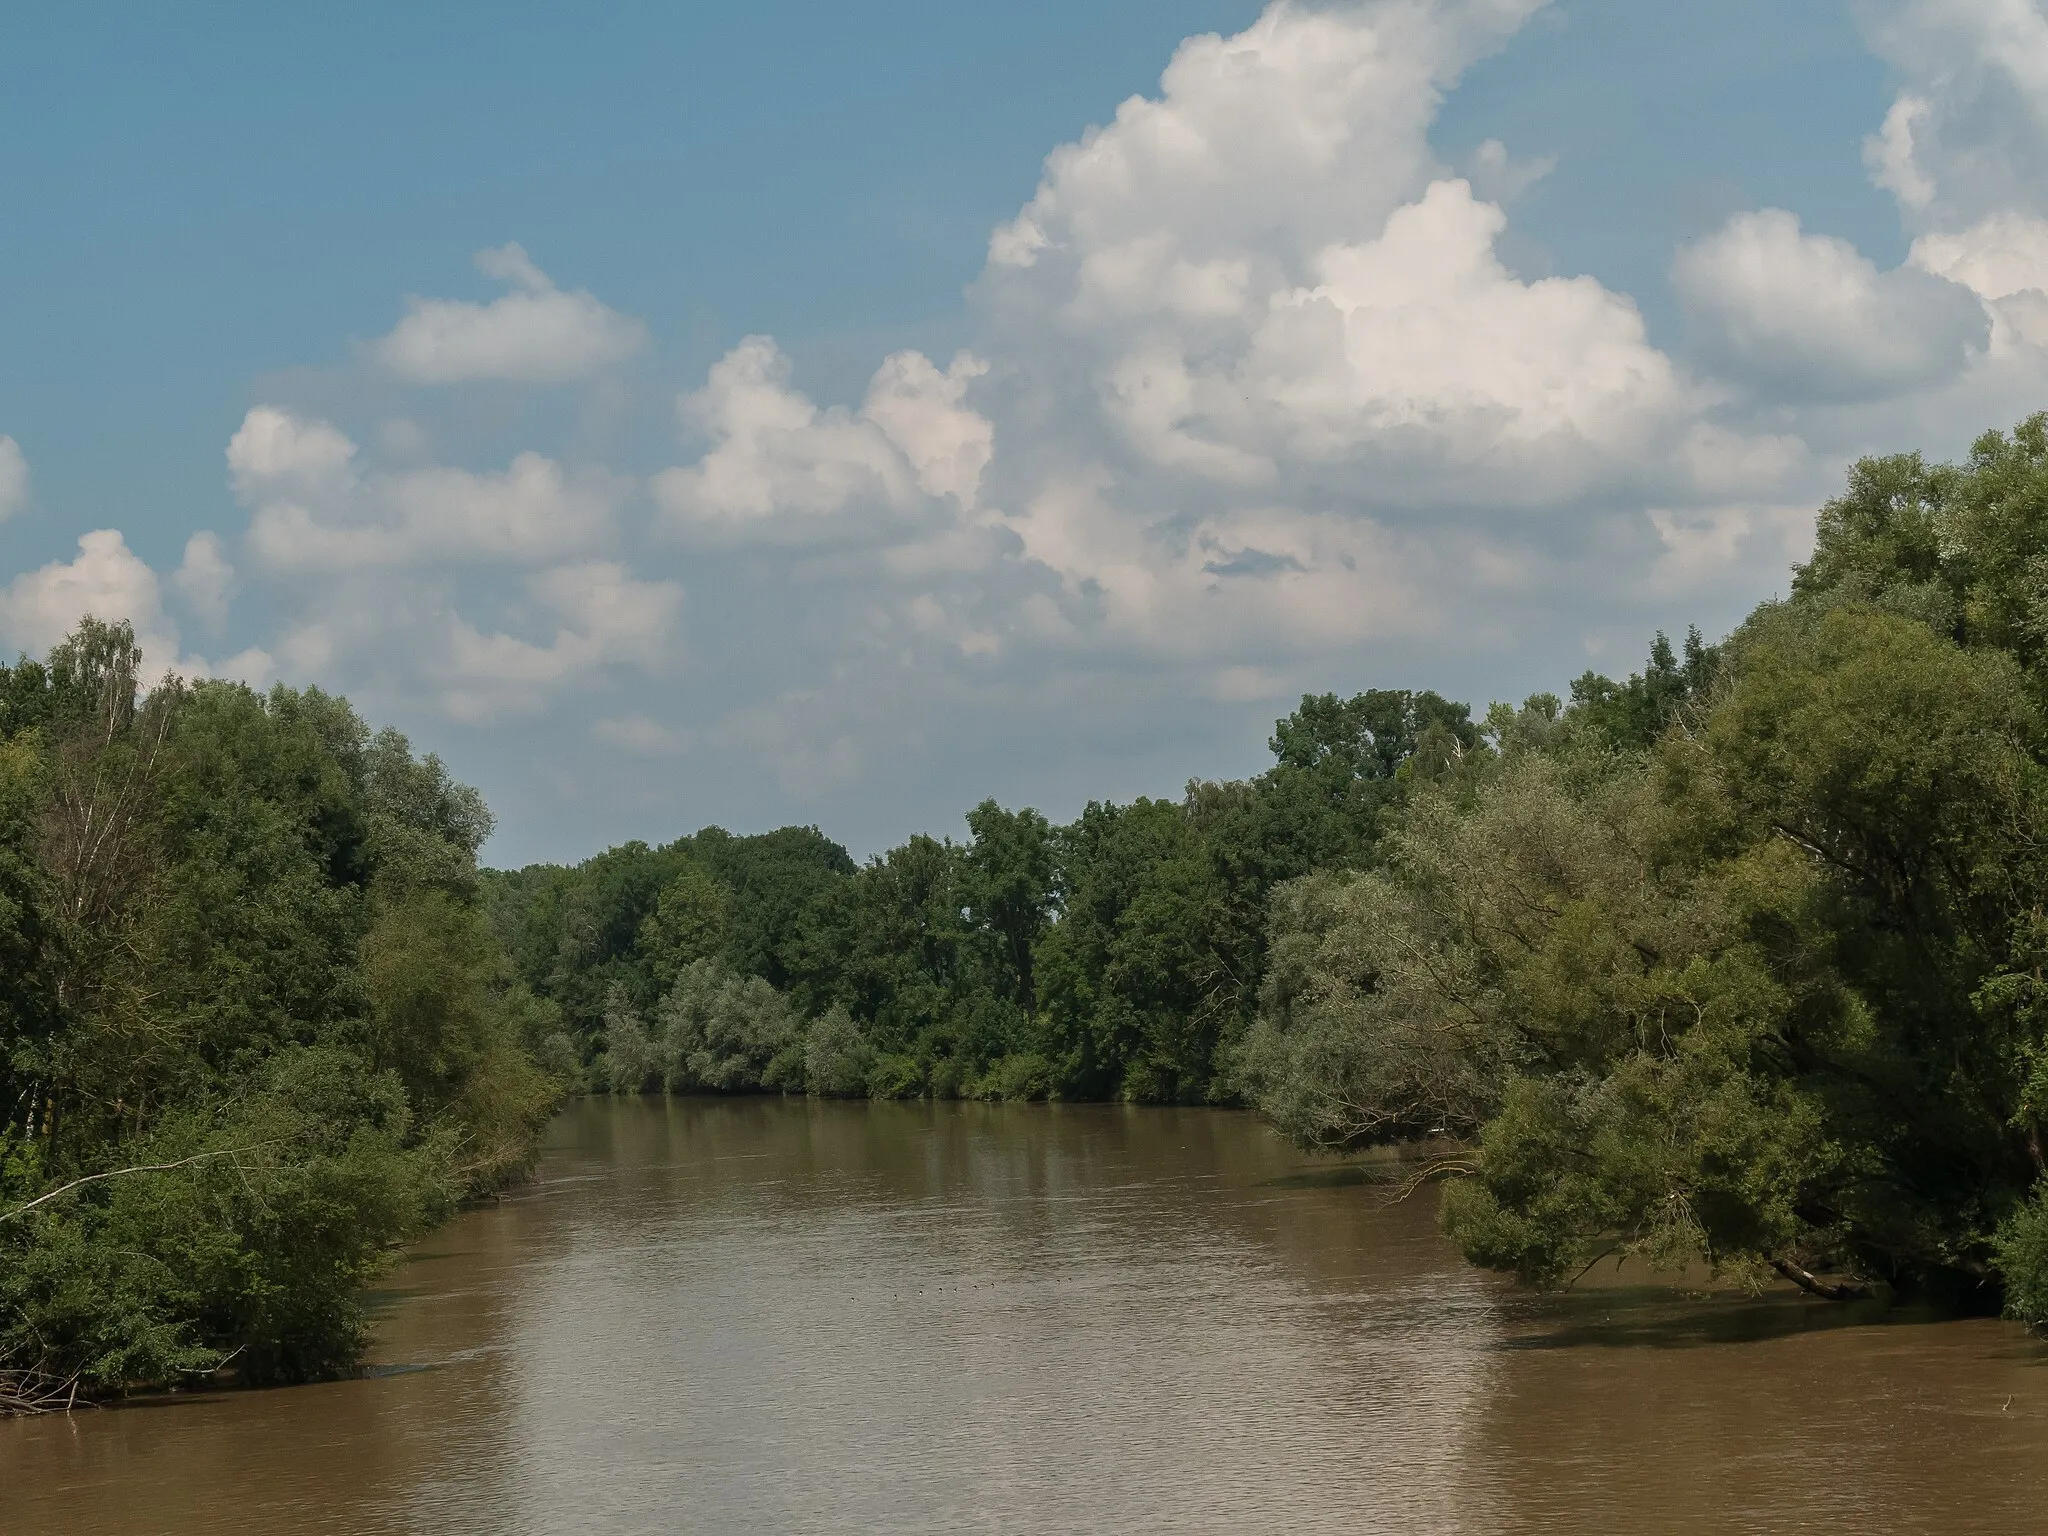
0 620 560 1406
637 864 732 988
1569 627 1719 750
962 799 1054 1016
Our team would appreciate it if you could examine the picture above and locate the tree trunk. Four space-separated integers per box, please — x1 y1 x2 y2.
1770 1254 1866 1301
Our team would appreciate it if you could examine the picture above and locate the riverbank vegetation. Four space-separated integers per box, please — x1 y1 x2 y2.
0 623 566 1410
1240 414 2048 1318
493 413 2048 1323
484 688 1480 1109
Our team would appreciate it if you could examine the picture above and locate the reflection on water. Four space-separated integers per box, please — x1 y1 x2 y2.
5 1097 2048 1533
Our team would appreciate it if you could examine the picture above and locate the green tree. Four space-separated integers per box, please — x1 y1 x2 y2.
637 863 733 987
0 619 559 1406
962 799 1054 1016
1569 627 1719 750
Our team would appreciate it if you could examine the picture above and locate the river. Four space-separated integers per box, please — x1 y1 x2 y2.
5 1096 2048 1533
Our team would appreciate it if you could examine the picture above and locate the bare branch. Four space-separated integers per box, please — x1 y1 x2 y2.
1768 1254 1867 1301
1 1143 275 1222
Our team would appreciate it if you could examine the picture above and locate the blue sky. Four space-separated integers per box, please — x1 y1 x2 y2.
3 1 2045 863
2 2 1261 563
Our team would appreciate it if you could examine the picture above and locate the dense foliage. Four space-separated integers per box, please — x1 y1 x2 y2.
485 687 1480 1107
1242 413 2048 1320
0 623 563 1409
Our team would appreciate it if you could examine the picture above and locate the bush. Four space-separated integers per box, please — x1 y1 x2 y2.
598 987 664 1094
866 1053 925 1099
0 631 561 1404
661 959 800 1091
1996 1182 2048 1326
0 1048 454 1393
803 1007 873 1097
975 1052 1057 1101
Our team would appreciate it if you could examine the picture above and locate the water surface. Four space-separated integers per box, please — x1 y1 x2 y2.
6 1097 2048 1533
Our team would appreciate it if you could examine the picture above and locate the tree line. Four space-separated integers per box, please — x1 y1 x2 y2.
484 684 1484 1106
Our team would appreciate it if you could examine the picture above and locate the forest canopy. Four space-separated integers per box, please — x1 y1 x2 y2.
483 684 1484 1109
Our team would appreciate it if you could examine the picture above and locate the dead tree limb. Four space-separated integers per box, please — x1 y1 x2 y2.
1 1144 273 1223
1770 1254 1867 1301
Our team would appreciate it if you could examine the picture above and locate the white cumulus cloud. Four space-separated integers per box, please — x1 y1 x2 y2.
635 0 1826 781
207 404 668 728
0 528 269 685
1110 177 1690 495
435 561 683 722
375 242 648 385
653 338 994 542
1674 208 1988 400
947 0 1807 674
173 531 236 633
1910 212 2048 349
1857 0 2048 231
230 406 618 571
1913 211 2048 300
0 529 179 675
984 0 1544 282
91 0 2048 859
227 405 356 495
0 437 29 522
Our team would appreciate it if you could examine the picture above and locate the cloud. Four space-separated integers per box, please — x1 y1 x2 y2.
1095 177 1689 495
1643 500 1817 601
593 714 694 757
1865 93 1937 213
652 337 993 542
1852 0 2048 360
709 692 867 798
0 529 180 675
1812 3 2048 393
230 407 618 571
1856 0 2048 230
984 0 1545 280
202 646 278 688
173 531 235 633
948 0 1804 675
1912 211 2048 301
621 0 1831 815
862 350 995 504
0 529 271 686
1463 136 1555 203
211 404 666 729
375 242 648 384
1673 209 1988 400
227 405 356 495
433 561 683 722
1909 212 2048 349
0 437 28 522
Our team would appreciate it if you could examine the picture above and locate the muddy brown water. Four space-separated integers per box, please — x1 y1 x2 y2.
5 1096 2048 1533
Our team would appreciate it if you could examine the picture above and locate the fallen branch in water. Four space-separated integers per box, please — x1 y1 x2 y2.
1382 1153 1478 1205
0 1361 86 1415
1769 1254 1867 1301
